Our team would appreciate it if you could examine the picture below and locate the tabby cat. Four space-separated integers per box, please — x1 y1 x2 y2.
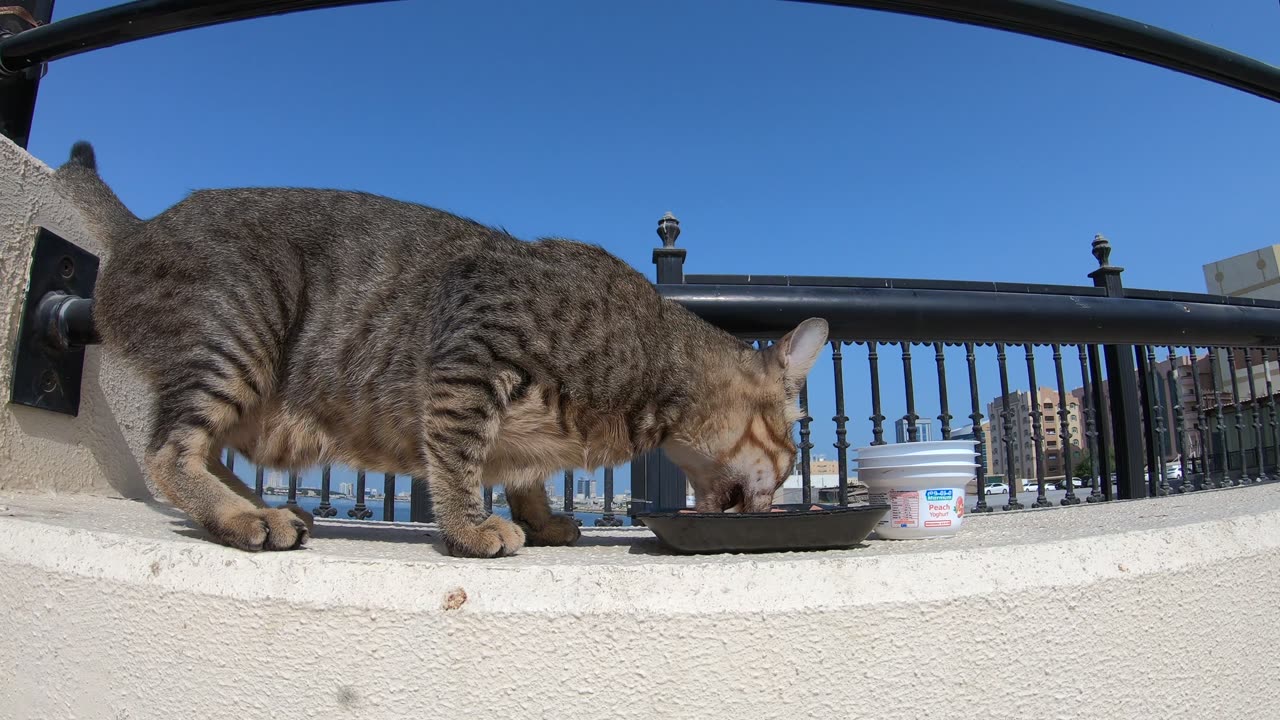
52 141 828 558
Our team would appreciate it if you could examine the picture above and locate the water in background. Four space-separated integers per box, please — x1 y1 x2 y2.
269 493 636 526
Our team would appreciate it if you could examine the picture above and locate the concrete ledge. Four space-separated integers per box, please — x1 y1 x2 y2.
4 486 1280 719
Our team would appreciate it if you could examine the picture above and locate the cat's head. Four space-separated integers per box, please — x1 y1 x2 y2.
663 317 829 512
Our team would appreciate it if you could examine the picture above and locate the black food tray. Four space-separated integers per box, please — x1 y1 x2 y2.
635 503 890 555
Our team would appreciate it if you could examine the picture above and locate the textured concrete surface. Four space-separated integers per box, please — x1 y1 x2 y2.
0 136 149 498
3 484 1280 719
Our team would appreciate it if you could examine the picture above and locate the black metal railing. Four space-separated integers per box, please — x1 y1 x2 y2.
220 452 632 527
628 219 1280 516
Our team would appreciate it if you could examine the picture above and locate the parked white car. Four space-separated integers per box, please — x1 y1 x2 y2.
984 482 1010 495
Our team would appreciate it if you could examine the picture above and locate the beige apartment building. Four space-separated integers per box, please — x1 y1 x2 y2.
987 387 1085 482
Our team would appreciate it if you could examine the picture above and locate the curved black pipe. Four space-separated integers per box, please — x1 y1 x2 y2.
788 0 1280 104
0 0 401 73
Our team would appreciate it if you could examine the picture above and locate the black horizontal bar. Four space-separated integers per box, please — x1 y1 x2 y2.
1123 287 1280 311
685 273 1107 298
660 283 1280 346
685 274 1280 311
788 0 1280 105
0 0 400 72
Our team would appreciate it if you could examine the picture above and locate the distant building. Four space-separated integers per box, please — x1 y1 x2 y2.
893 417 934 443
1203 245 1280 301
987 387 1085 482
264 470 286 490
338 482 354 496
773 473 867 505
951 422 996 479
808 459 840 475
1204 246 1280 400
791 456 841 476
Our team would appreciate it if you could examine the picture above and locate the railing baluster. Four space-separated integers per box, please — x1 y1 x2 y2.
563 470 574 515
383 473 396 521
286 470 299 507
902 342 919 442
595 467 622 526
316 464 337 517
1079 345 1103 502
1166 347 1191 493
1244 348 1269 482
1025 344 1051 509
1087 344 1112 501
1189 348 1211 490
1135 345 1160 497
935 342 952 440
831 341 851 506
1268 349 1280 482
1226 348 1249 485
410 476 434 523
868 342 886 446
799 382 813 504
1208 348 1229 488
967 342 992 514
254 466 264 498
225 448 235 472
349 469 372 519
997 343 1023 511
1052 345 1080 505
483 485 494 514
1147 346 1171 496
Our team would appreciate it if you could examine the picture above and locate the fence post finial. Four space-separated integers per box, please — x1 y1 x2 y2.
657 212 681 248
652 211 686 285
1091 233 1112 268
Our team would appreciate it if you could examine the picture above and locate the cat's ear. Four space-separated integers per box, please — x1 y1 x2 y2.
769 318 828 382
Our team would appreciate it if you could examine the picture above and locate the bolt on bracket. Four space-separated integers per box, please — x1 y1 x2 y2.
8 227 100 416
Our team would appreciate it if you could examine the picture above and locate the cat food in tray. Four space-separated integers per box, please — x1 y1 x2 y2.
637 503 890 555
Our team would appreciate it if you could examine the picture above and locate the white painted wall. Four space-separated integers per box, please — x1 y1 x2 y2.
0 137 150 498
3 485 1279 720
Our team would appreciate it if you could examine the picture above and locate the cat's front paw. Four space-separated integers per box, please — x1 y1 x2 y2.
522 513 581 546
211 507 310 551
444 515 526 558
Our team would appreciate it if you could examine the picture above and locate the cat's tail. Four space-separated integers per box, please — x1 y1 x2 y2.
51 141 140 247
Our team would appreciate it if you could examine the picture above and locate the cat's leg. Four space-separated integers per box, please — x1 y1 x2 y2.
147 387 308 552
422 369 527 558
206 448 314 532
504 473 582 547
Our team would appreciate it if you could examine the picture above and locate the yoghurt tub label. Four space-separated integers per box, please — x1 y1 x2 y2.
870 488 966 530
922 488 964 528
868 491 889 526
890 490 920 528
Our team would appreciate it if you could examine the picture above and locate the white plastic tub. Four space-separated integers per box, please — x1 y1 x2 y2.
853 440 978 460
859 465 975 540
857 463 978 480
854 455 978 469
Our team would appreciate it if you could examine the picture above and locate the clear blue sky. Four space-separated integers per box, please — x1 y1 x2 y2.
25 1 1280 496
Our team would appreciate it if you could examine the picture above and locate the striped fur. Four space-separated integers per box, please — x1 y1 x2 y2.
52 141 827 557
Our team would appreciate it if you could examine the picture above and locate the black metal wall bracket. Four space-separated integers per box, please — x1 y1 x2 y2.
8 227 100 416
